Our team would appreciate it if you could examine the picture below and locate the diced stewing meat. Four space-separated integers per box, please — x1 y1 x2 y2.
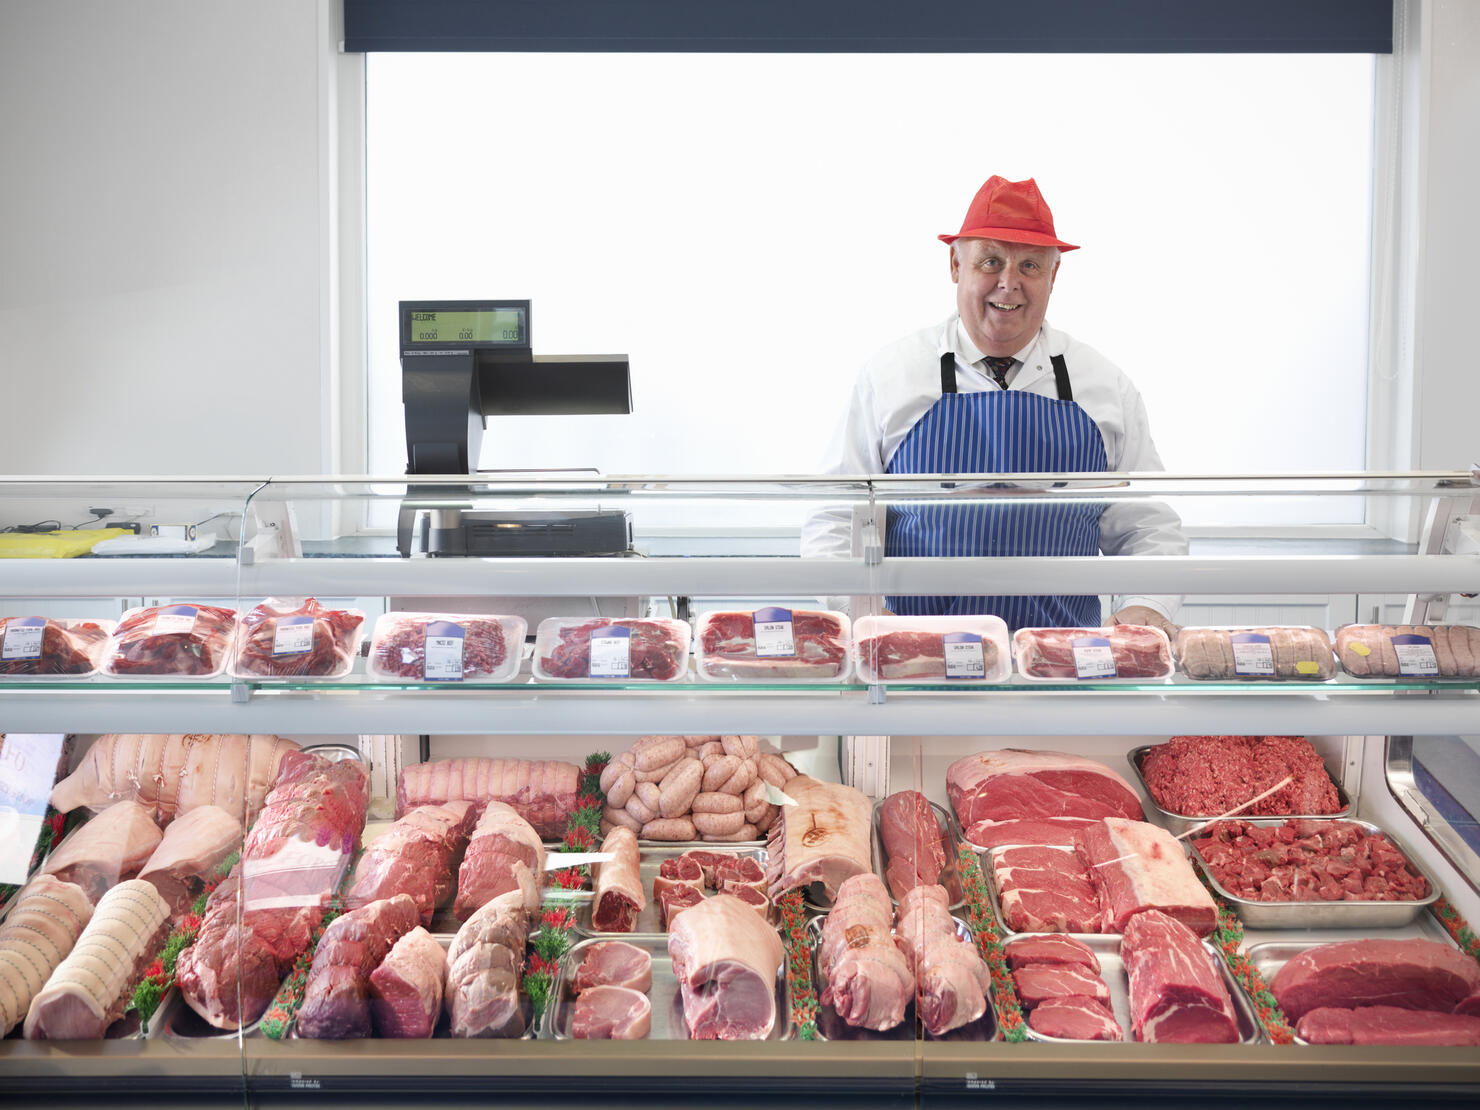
817 873 912 1032
395 757 580 839
537 617 689 681
0 876 93 1037
895 885 990 1037
40 799 163 903
369 926 448 1038
572 985 652 1040
1121 910 1239 1044
24 880 170 1039
445 889 531 1038
573 942 653 994
453 801 544 921
346 801 475 926
1076 818 1218 936
667 894 784 1040
879 790 949 899
296 894 421 1039
138 804 243 919
1192 819 1429 904
592 827 645 933
765 776 873 903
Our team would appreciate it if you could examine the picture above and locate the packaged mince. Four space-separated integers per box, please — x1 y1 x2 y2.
852 614 1010 685
101 604 237 678
229 597 366 679
532 617 691 682
1175 626 1336 682
367 612 527 683
694 608 851 682
0 617 115 677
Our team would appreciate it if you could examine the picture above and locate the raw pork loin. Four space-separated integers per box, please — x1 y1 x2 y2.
879 790 950 899
40 799 163 902
696 609 849 680
1014 624 1172 679
592 826 645 932
947 748 1144 848
396 757 579 839
347 801 475 925
1270 937 1480 1023
296 893 421 1039
572 985 652 1039
573 942 653 993
1297 1005 1480 1046
1121 910 1238 1043
1076 818 1217 936
818 873 912 1032
138 804 243 918
765 775 872 902
369 925 447 1038
667 893 783 1039
896 884 990 1037
453 801 544 921
445 889 530 1038
0 876 93 1037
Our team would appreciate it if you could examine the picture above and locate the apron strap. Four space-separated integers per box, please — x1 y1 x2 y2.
1051 354 1073 402
939 351 957 394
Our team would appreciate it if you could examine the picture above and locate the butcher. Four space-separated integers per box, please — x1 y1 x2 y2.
802 175 1185 634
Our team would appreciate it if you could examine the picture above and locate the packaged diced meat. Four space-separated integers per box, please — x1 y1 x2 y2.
1334 623 1480 678
852 614 1010 684
1012 625 1173 681
694 608 851 682
532 617 690 682
229 597 365 679
1174 626 1336 681
101 604 237 678
0 618 115 678
367 612 526 683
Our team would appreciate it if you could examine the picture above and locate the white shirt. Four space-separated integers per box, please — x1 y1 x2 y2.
800 315 1187 620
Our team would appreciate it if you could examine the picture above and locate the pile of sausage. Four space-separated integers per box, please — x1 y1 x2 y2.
599 735 795 842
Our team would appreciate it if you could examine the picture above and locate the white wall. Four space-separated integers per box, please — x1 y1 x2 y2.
0 0 1475 480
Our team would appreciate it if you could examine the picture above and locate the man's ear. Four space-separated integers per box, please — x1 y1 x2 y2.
949 246 960 284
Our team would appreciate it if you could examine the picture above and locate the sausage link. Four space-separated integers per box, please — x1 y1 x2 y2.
640 816 697 841
657 757 703 818
692 791 743 815
605 769 637 809
633 735 686 772
692 810 745 837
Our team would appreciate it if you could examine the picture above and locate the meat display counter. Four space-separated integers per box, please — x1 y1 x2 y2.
0 472 1478 1106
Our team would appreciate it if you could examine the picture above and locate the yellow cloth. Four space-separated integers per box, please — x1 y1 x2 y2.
0 528 133 558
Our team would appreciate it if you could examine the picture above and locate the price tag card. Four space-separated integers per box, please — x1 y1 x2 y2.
752 607 796 658
1230 632 1276 676
272 615 315 657
1 617 45 661
1393 633 1440 676
942 632 987 679
152 605 199 636
423 621 466 682
589 626 632 678
0 733 68 885
1071 636 1117 679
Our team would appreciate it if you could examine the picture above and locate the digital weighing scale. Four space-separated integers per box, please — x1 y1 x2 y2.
396 299 634 557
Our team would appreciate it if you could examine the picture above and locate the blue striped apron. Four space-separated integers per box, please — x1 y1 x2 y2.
884 351 1108 629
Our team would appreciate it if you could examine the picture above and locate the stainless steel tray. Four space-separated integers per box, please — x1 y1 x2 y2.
1128 744 1353 836
980 843 1108 939
871 796 965 913
805 913 995 1042
544 932 791 1041
572 844 768 938
1014 932 1262 1044
1185 818 1440 929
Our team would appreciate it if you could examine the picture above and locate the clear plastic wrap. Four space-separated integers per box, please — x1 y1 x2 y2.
693 608 851 682
229 597 365 679
0 617 115 678
367 612 527 683
1012 624 1173 681
1174 626 1336 681
1333 623 1480 678
852 614 1010 684
100 604 237 678
532 617 690 682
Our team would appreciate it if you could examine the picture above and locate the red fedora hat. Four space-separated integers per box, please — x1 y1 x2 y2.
938 176 1079 251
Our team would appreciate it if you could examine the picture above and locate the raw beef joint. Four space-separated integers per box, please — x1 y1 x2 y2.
817 873 912 1032
1076 818 1217 936
879 790 950 900
1121 909 1239 1044
572 986 652 1040
347 801 475 925
667 893 784 1040
369 925 447 1038
1297 1005 1480 1046
592 826 646 932
1139 735 1341 817
232 597 364 678
0 617 111 675
947 749 1144 848
102 603 237 676
1270 937 1480 1023
1014 624 1172 679
137 804 243 918
396 757 579 839
296 893 421 1039
765 776 873 902
453 801 544 922
445 889 530 1038
896 884 990 1037
0 876 93 1037
697 609 849 680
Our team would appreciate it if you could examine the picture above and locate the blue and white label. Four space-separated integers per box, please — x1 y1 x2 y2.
752 607 796 658
1392 633 1439 676
423 621 465 682
589 625 632 678
1071 635 1117 679
1230 632 1275 676
152 605 199 636
272 615 315 656
1 618 45 661
942 632 986 679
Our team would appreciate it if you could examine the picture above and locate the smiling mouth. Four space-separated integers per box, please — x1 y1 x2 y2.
989 302 1022 312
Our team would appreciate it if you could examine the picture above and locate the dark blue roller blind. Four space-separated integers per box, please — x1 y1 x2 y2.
343 1 1393 54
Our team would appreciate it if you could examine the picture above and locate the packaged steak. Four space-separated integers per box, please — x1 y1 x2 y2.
100 603 237 678
1175 626 1336 681
1012 624 1173 681
852 614 1010 684
1333 623 1480 679
228 597 365 679
0 617 115 677
367 612 527 683
533 617 690 682
694 608 851 682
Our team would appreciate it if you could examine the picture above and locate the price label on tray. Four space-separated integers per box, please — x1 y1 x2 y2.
1 618 44 661
1071 636 1116 679
942 631 987 679
151 605 199 636
1230 632 1276 676
422 621 465 681
271 615 315 657
1392 634 1440 676
588 625 632 678
752 607 796 658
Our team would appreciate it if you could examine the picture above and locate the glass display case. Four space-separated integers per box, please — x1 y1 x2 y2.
1 471 1477 1104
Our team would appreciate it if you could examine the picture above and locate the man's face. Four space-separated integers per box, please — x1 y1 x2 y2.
951 237 1060 357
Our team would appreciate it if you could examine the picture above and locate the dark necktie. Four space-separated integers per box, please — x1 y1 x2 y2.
982 355 1015 390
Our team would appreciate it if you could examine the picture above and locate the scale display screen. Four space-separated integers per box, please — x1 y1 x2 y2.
401 301 529 348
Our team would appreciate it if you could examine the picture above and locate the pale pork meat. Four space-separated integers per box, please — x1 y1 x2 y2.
0 876 93 1037
24 880 169 1039
40 799 162 903
667 893 783 1040
896 884 989 1037
445 889 530 1038
137 804 243 918
347 801 474 925
396 757 579 838
765 775 872 902
573 942 654 993
817 873 912 1032
1121 909 1239 1043
369 926 447 1038
296 894 421 1039
592 826 645 932
947 749 1144 849
49 732 300 825
453 801 544 921
572 986 652 1040
1076 818 1217 935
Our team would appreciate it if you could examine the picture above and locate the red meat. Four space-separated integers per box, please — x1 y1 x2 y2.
105 604 237 676
232 598 363 677
1141 735 1341 817
538 618 686 680
371 615 509 679
697 610 848 679
0 617 112 675
1014 624 1171 679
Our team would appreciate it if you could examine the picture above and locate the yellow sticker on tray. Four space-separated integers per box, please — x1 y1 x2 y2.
1295 660 1321 674
1350 642 1371 656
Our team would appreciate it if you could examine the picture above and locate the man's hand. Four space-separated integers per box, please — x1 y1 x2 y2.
1111 604 1181 640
